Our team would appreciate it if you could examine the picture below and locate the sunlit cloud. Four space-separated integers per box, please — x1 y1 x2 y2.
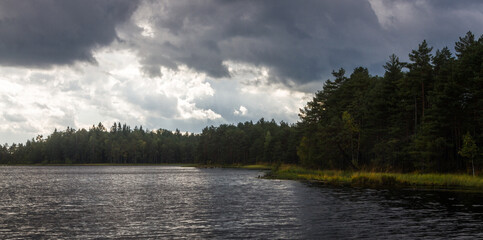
234 106 248 116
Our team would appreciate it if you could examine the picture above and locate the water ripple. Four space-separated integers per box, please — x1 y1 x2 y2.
0 166 482 239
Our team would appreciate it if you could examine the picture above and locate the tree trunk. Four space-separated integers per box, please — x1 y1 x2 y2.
421 82 425 122
472 158 475 177
414 96 418 134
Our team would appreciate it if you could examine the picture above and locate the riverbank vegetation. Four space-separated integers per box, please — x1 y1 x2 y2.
0 32 481 178
267 164 483 189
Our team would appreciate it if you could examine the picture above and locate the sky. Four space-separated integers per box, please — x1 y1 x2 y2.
0 0 482 144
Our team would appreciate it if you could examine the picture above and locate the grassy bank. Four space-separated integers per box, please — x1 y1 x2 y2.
266 164 483 190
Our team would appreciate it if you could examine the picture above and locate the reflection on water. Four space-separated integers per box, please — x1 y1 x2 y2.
0 166 482 239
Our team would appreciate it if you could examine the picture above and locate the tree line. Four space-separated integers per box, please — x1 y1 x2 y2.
0 120 298 166
0 32 481 173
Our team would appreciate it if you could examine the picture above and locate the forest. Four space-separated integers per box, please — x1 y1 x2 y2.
1 32 481 174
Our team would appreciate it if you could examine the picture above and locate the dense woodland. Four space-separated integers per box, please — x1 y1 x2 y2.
1 32 481 174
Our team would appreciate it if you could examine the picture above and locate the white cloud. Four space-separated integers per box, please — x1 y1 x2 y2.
0 67 87 144
178 100 221 120
234 106 248 116
0 48 227 144
0 50 310 144
87 49 223 123
198 60 312 125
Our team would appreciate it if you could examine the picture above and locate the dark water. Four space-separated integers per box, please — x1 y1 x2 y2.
0 166 482 239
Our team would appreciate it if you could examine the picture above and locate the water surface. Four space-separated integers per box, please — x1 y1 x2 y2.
0 166 482 239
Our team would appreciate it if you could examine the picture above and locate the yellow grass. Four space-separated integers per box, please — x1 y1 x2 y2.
267 164 483 190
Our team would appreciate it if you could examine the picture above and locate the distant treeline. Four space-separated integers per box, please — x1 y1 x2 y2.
0 120 297 166
1 32 481 173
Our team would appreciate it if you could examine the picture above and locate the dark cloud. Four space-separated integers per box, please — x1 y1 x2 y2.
132 0 384 83
0 0 139 67
131 0 483 84
1 0 482 85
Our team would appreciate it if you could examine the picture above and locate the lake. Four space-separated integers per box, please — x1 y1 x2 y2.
0 166 482 239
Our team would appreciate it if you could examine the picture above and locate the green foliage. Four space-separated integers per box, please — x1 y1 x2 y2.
459 132 479 176
459 132 478 160
1 122 199 165
196 119 300 166
297 31 482 173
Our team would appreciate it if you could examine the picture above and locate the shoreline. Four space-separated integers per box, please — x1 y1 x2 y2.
0 163 199 167
3 163 482 191
0 163 272 169
265 164 483 192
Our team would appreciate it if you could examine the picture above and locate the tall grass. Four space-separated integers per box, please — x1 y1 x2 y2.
267 164 483 189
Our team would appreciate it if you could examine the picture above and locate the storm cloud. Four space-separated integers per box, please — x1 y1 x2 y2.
125 0 483 84
1 0 482 83
0 0 139 67
126 0 383 83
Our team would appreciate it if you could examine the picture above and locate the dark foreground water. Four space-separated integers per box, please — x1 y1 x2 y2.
0 166 482 239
